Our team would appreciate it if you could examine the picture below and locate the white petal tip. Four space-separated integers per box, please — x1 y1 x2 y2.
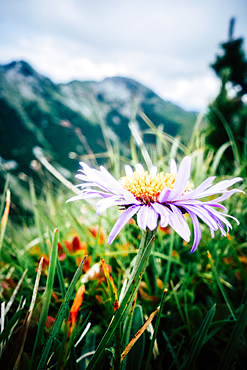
135 163 144 173
150 166 157 176
170 158 177 173
125 165 133 176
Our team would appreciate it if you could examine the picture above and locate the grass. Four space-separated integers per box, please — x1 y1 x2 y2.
0 112 246 370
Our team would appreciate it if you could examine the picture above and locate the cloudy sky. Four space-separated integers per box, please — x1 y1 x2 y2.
1 0 247 111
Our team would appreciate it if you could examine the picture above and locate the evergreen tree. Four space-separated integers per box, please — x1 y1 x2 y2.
207 18 247 163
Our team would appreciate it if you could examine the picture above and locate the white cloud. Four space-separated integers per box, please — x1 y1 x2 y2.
1 0 246 111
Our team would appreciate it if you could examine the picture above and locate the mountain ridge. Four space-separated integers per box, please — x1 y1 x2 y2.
0 60 197 183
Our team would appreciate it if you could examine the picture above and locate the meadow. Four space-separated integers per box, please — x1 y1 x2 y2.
0 113 246 370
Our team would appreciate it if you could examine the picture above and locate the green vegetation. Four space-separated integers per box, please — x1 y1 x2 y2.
0 28 247 368
0 112 246 369
207 18 247 165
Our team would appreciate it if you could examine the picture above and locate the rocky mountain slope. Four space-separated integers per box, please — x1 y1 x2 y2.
0 60 197 188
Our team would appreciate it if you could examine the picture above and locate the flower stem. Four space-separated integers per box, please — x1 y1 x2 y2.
124 229 151 299
87 227 156 370
121 228 157 324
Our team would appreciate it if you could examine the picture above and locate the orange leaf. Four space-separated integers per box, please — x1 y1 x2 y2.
101 258 119 312
69 284 85 328
90 225 104 245
1 189 11 229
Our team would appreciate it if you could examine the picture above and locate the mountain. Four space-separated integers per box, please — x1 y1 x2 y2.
0 61 197 189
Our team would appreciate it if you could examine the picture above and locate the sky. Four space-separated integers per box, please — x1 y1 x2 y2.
1 0 247 112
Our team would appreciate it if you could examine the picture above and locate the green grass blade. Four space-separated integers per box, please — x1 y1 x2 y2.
35 206 56 232
162 330 181 370
210 106 240 168
139 112 171 154
130 136 139 164
145 288 168 370
210 141 231 175
185 304 216 370
0 309 24 343
187 111 205 153
29 178 48 254
86 229 156 370
217 297 247 370
55 323 70 370
208 253 236 319
29 228 59 370
164 231 175 288
13 255 44 370
36 256 87 370
103 250 184 267
129 121 153 171
244 120 247 162
56 254 70 363
5 269 28 316
56 257 66 299
74 311 92 347
126 305 145 370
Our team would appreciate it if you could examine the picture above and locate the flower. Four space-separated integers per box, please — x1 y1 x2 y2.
64 236 87 254
67 157 243 252
89 225 104 245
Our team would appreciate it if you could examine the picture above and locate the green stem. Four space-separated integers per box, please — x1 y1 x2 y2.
164 230 174 288
29 229 58 370
145 231 174 369
86 228 156 370
125 229 150 292
115 323 122 370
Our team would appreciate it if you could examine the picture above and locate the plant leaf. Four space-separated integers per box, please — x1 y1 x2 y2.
185 304 216 370
101 258 119 312
36 255 87 370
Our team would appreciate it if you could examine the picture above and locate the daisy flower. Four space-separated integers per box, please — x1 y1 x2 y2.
67 157 243 252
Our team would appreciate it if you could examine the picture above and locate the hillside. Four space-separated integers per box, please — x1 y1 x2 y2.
0 61 197 194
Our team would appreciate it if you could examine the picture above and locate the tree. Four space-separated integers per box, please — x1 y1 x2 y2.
207 18 247 164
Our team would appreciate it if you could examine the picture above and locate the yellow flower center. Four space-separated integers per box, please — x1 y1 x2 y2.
120 170 193 204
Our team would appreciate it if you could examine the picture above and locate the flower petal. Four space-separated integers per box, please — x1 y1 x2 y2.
169 204 191 241
122 188 141 204
96 197 129 216
108 205 141 244
78 162 124 195
125 165 133 176
99 166 126 192
135 164 144 173
137 205 148 230
168 206 190 242
183 205 218 231
158 188 171 203
147 205 159 230
150 166 157 176
152 202 169 227
186 210 201 253
170 158 177 173
167 156 191 200
207 189 244 203
181 176 216 199
137 205 159 231
66 191 104 203
192 177 243 199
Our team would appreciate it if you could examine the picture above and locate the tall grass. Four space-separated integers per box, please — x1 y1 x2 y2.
0 112 246 370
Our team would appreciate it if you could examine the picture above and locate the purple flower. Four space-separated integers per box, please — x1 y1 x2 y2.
67 157 243 252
